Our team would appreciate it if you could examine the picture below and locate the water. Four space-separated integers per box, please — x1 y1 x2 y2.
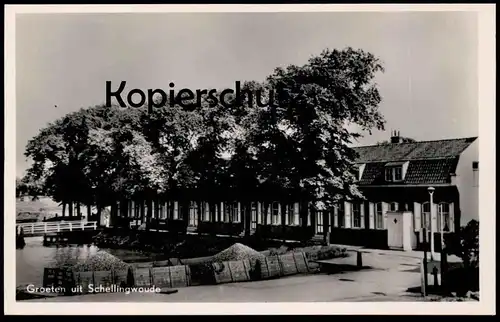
16 237 157 287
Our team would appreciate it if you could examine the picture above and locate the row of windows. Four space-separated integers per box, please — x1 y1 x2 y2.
120 200 452 232
333 201 452 231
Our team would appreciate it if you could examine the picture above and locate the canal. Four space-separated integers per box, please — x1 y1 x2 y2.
16 237 159 287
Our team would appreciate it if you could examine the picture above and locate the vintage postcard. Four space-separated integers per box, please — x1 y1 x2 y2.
4 4 496 315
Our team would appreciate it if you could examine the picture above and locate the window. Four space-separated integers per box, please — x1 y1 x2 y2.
337 203 345 228
134 202 140 219
158 202 164 219
224 202 239 223
233 202 240 222
272 202 280 225
375 202 384 229
389 202 399 212
421 202 431 230
223 203 230 222
394 167 403 181
352 203 362 228
438 203 451 232
385 166 404 182
174 202 180 219
189 201 198 226
251 203 257 229
316 211 324 233
385 168 392 181
287 204 296 226
203 202 210 222
154 202 160 219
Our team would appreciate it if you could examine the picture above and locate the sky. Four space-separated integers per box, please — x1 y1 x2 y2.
15 11 478 177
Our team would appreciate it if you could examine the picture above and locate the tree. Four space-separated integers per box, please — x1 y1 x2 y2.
23 47 386 238
234 48 386 212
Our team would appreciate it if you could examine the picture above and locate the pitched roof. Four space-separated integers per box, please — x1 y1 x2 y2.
353 137 477 163
358 157 460 185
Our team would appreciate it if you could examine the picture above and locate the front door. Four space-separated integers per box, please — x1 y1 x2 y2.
387 212 404 249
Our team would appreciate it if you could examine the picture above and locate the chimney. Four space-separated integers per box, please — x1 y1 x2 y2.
390 130 402 143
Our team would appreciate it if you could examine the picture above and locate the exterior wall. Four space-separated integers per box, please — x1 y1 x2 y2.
113 189 460 251
455 139 479 226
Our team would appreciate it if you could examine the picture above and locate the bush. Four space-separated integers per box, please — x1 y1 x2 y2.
445 219 479 269
444 266 479 296
444 219 479 294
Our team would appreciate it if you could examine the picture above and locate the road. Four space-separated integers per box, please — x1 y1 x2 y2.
23 250 437 302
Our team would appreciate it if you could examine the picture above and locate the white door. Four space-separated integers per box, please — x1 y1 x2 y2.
387 213 404 249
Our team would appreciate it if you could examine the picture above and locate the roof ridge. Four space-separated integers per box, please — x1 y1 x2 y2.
352 136 478 149
356 157 458 164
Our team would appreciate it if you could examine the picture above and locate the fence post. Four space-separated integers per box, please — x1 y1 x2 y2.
432 266 439 287
44 222 47 233
31 224 34 234
93 222 97 230
69 222 73 232
81 220 84 231
57 223 60 233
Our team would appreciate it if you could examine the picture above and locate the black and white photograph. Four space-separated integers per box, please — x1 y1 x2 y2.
4 4 496 315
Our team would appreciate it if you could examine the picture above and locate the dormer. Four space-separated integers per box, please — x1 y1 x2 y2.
358 163 366 181
384 161 409 183
352 163 366 182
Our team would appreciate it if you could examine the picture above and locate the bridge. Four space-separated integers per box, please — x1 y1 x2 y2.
17 221 99 237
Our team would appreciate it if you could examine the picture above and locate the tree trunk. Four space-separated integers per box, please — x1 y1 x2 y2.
209 201 215 222
197 201 202 235
62 203 66 217
244 201 251 237
140 201 146 224
68 202 74 217
147 199 153 231
182 201 189 227
300 200 308 243
281 201 287 244
262 201 268 239
323 210 330 245
87 203 92 220
76 202 81 217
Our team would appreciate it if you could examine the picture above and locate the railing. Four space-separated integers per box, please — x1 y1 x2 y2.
17 221 99 236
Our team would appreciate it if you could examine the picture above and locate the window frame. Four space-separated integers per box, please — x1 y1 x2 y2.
389 202 399 212
394 167 403 181
201 202 210 222
438 202 451 232
316 211 324 233
385 168 393 182
188 201 198 226
287 204 296 226
421 202 431 230
271 202 280 225
352 203 362 228
375 202 384 229
337 203 345 228
251 202 257 229
232 202 239 223
385 166 404 182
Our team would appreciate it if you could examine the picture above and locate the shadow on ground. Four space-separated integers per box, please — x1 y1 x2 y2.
321 264 380 275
